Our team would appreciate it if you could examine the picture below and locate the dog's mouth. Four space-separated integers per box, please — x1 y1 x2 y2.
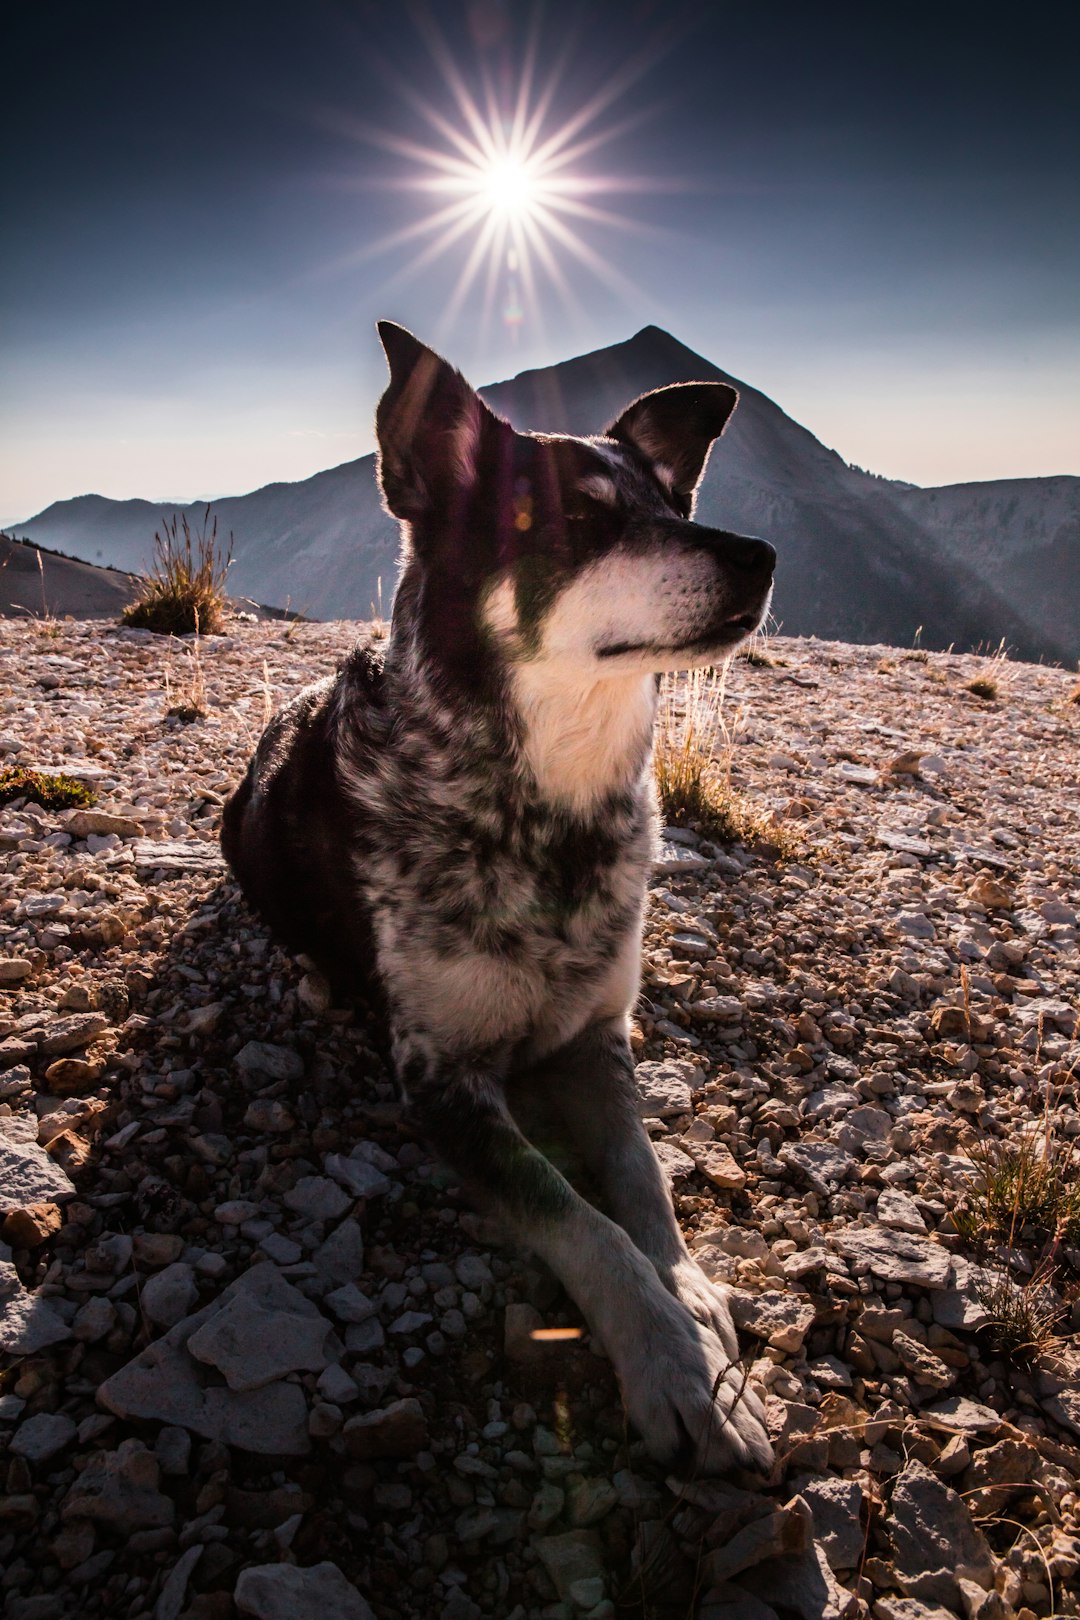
596 610 763 661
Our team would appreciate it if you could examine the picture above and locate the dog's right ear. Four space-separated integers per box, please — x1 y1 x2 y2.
375 322 495 520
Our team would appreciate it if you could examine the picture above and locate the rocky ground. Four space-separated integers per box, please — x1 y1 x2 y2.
0 615 1078 1620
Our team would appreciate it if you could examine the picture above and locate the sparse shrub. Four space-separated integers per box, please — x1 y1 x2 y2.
1067 680 1080 706
653 669 803 858
122 507 233 635
0 766 95 810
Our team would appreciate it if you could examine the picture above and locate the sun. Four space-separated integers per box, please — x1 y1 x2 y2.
479 156 538 218
339 14 670 342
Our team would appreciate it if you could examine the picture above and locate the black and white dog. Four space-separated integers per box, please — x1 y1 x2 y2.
222 324 776 1474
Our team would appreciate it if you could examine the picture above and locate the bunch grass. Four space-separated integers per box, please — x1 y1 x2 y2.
122 507 233 636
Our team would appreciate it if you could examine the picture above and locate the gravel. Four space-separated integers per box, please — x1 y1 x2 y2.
0 618 1078 1618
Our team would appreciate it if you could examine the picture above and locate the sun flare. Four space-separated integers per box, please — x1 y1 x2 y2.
338 15 672 342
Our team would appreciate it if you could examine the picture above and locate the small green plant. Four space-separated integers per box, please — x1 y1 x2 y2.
653 669 803 858
0 766 95 810
122 507 233 635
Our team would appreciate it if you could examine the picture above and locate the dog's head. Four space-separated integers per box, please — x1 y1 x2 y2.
375 323 774 681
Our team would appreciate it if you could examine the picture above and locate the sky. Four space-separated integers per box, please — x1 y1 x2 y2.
3 0 1079 524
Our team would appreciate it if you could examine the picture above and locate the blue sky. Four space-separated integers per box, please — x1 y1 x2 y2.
3 0 1078 523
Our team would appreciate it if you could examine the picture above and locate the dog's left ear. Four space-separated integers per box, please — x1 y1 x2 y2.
606 382 739 515
375 321 498 521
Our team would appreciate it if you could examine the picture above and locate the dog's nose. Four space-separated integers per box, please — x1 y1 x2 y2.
721 533 776 578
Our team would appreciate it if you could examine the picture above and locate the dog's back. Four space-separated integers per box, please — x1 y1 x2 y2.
221 646 385 1001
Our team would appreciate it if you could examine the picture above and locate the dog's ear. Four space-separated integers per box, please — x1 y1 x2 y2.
606 382 738 515
375 322 495 520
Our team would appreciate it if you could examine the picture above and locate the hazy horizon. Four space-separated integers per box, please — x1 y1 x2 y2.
5 1 1078 524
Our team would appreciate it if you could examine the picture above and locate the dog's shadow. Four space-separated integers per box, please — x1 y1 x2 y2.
104 870 614 1407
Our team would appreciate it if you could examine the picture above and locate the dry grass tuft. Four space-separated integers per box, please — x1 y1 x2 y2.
965 675 999 700
654 668 804 858
0 766 95 810
975 1266 1065 1364
122 508 233 636
954 1131 1080 1253
368 575 389 642
963 642 1013 703
1067 679 1080 707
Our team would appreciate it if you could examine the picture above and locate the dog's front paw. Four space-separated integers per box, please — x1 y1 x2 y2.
659 1259 740 1360
615 1292 772 1476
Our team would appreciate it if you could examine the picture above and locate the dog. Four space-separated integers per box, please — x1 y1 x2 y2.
221 323 776 1474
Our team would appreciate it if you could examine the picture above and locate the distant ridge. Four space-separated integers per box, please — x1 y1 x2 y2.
10 328 1078 661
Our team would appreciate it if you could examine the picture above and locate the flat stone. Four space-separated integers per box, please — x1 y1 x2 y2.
778 1140 857 1196
0 958 32 984
234 1040 304 1082
887 1459 994 1609
799 1477 863 1570
0 1136 75 1208
0 1257 72 1354
154 1546 203 1620
131 838 226 876
61 1438 175 1531
39 1013 109 1055
686 1142 747 1190
896 910 936 939
283 1175 351 1221
876 1190 927 1234
323 1283 377 1323
919 1398 1003 1437
187 1282 333 1391
652 1140 697 1182
2 1201 63 1248
342 1397 428 1460
654 840 709 873
311 1217 365 1284
893 1332 954 1391
98 1266 316 1454
534 1529 607 1605
10 1412 77 1464
323 1153 391 1200
141 1263 199 1329
234 1561 374 1620
833 1226 951 1289
730 1290 816 1353
702 1496 811 1584
635 1059 696 1117
63 809 142 838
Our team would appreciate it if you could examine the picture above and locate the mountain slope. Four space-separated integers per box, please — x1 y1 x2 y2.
0 534 139 619
11 328 1077 661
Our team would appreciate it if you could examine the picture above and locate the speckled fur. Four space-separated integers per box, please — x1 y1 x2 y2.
222 324 777 1474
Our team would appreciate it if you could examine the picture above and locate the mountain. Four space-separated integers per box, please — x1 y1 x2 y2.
10 328 1078 662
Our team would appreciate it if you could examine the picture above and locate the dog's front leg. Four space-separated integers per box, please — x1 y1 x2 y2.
532 1021 751 1359
407 1054 771 1475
